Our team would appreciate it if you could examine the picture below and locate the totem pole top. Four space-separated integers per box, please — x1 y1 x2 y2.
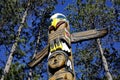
28 13 108 68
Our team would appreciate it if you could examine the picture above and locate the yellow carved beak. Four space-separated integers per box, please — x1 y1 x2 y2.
51 18 60 28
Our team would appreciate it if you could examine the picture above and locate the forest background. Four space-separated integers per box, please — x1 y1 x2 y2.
0 0 120 80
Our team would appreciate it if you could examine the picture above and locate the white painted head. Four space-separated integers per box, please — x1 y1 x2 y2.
50 13 66 20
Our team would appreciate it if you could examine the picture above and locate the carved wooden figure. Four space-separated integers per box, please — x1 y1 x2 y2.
28 13 108 80
48 13 75 80
48 51 74 80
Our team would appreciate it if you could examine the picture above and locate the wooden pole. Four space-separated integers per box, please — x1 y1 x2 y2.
47 13 76 80
28 28 108 68
28 13 108 80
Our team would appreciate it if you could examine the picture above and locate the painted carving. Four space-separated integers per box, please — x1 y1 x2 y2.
48 51 74 80
48 13 75 80
48 13 71 55
28 13 108 80
49 38 71 53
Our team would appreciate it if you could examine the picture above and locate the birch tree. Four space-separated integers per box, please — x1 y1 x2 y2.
0 0 119 79
97 38 113 80
28 22 41 80
65 0 118 79
1 1 30 80
27 0 58 79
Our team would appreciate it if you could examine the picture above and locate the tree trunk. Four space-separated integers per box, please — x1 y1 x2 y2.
28 26 41 80
1 2 30 80
97 38 113 80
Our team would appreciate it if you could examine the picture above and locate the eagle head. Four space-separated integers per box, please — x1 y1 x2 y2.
50 13 67 29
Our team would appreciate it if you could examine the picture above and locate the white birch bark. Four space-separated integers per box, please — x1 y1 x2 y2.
97 38 113 80
1 2 30 80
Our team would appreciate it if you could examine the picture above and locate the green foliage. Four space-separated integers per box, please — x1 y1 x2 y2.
0 0 58 79
65 0 120 79
66 0 115 31
0 0 119 79
4 63 26 80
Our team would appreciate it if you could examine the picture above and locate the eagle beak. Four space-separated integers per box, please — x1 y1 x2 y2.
51 18 59 29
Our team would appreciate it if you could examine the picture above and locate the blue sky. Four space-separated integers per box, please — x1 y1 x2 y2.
0 0 120 79
53 0 73 14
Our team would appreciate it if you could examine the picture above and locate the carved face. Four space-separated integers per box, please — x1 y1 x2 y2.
48 53 66 69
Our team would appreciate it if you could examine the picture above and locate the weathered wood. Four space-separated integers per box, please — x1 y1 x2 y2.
28 28 108 68
48 16 76 80
48 51 74 80
28 45 49 67
71 28 108 43
28 13 109 80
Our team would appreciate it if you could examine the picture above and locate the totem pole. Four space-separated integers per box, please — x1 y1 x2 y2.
48 13 75 80
28 13 108 80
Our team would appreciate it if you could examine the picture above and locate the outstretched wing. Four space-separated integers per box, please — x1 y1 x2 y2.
28 28 108 68
71 28 108 43
28 45 49 68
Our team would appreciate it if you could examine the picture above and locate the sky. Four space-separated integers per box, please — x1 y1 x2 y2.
0 0 120 79
53 0 73 14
